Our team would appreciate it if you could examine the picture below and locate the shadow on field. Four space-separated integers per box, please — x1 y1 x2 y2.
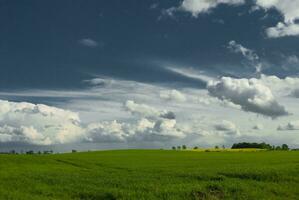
74 192 116 200
192 185 225 200
55 159 89 170
176 174 225 182
218 172 281 182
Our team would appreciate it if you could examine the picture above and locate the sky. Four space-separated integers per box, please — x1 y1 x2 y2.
0 0 299 152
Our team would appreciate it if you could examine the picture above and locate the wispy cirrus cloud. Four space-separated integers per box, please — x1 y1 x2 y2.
227 40 262 73
78 38 99 47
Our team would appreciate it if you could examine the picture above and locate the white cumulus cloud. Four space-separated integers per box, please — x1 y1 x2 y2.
160 90 186 102
0 100 85 145
207 77 289 118
266 22 299 38
256 0 299 38
166 0 245 17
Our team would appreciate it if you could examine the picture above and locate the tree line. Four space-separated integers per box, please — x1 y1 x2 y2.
231 142 289 150
0 150 54 155
172 142 291 151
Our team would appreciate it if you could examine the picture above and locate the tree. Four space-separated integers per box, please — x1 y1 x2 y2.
10 150 16 154
43 150 53 154
193 146 198 150
26 150 34 155
232 142 273 150
172 146 176 150
275 146 281 150
282 144 289 151
215 145 219 149
222 145 225 149
177 146 181 150
72 149 77 153
182 145 187 150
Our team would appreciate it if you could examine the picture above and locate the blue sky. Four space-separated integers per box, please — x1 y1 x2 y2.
0 0 299 151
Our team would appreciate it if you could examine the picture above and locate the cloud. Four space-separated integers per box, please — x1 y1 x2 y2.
255 0 299 38
85 121 127 143
160 111 176 120
286 55 299 64
291 89 299 98
253 124 264 130
124 100 160 118
258 74 299 96
78 38 99 47
207 77 289 118
227 41 258 61
130 118 185 141
277 120 299 131
280 55 299 71
85 78 114 87
160 90 186 102
124 100 178 120
266 22 299 38
2 75 299 147
165 0 299 38
0 100 85 145
0 99 185 145
86 118 185 142
165 0 245 17
84 100 183 142
256 0 299 23
227 40 262 73
165 66 214 83
150 3 159 10
214 120 240 135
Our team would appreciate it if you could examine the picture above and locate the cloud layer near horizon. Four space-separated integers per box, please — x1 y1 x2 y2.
0 99 185 145
1 70 299 147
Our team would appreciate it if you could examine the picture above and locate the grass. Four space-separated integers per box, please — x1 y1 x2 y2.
0 150 298 199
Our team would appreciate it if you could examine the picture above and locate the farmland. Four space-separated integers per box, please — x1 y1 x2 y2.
0 150 298 199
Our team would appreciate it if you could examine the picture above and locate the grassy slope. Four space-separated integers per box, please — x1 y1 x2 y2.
0 150 298 200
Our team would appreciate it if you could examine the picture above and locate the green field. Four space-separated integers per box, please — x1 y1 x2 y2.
0 150 298 200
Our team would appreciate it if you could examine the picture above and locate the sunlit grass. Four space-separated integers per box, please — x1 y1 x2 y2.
0 150 298 199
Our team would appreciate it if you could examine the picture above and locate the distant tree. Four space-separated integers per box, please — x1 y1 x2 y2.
177 146 181 150
222 145 225 149
193 146 198 150
215 145 219 149
72 149 77 153
10 150 16 154
182 145 187 150
275 146 281 151
26 150 34 155
43 150 53 154
232 142 273 150
282 144 289 151
172 146 176 150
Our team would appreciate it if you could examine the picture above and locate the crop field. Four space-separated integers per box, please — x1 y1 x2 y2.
0 150 298 200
